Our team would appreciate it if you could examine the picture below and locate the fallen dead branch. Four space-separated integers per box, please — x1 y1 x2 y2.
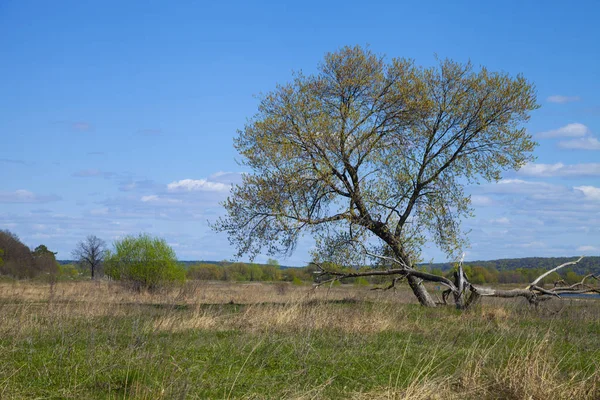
313 256 596 309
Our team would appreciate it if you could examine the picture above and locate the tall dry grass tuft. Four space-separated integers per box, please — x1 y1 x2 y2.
348 333 600 400
482 335 599 399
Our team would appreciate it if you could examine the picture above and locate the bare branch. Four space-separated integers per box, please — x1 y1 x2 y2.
527 256 584 288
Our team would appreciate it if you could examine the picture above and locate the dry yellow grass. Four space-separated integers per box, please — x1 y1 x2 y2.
0 280 598 399
0 280 418 305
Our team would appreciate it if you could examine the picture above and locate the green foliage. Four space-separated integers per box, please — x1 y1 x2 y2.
32 244 60 277
0 230 35 279
57 264 80 280
291 276 303 286
564 270 581 285
261 265 283 281
354 277 370 286
105 234 184 290
430 256 600 276
32 245 56 257
186 262 301 283
431 268 444 277
439 263 587 286
187 263 223 280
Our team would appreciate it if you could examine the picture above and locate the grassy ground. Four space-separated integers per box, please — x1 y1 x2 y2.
0 280 599 399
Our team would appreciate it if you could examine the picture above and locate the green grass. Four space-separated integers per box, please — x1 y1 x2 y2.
0 281 599 399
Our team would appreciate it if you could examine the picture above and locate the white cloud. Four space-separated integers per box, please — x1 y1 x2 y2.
547 95 581 104
558 137 600 150
537 123 589 138
490 217 510 224
210 171 234 179
471 195 493 206
0 190 61 204
499 179 538 185
140 195 182 204
118 179 157 192
167 178 230 192
577 245 599 253
518 241 546 249
89 207 109 215
518 162 600 177
477 179 571 201
210 171 244 184
574 186 600 201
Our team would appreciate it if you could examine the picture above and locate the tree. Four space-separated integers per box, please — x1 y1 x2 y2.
0 230 35 278
32 244 59 276
104 234 184 290
213 45 538 307
72 235 107 279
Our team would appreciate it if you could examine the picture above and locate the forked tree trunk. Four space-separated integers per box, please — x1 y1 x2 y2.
407 275 437 307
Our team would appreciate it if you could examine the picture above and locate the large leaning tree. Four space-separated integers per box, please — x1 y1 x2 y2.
213 45 565 307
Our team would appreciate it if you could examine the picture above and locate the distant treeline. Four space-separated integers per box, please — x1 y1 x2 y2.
426 256 600 275
58 256 600 275
2 225 594 287
161 261 597 286
185 262 316 283
51 256 600 286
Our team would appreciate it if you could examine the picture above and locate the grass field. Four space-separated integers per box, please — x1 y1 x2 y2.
0 280 599 399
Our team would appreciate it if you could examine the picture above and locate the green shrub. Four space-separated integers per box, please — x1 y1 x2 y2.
355 277 369 286
58 264 80 280
187 263 223 280
105 234 185 291
291 276 303 286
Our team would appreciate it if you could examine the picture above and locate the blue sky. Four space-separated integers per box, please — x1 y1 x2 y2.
1 0 599 265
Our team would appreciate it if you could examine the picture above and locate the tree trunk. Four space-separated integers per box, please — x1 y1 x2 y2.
407 275 437 307
390 245 437 307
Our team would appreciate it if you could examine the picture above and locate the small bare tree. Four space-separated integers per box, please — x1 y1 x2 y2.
72 235 107 280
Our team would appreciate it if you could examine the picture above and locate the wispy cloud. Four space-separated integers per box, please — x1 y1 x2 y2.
0 190 61 204
546 95 580 104
577 245 599 253
72 169 116 178
118 179 158 192
537 123 589 138
486 179 564 195
574 186 600 201
470 195 494 206
518 162 600 177
558 136 600 150
167 178 230 192
140 195 182 204
0 158 27 165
